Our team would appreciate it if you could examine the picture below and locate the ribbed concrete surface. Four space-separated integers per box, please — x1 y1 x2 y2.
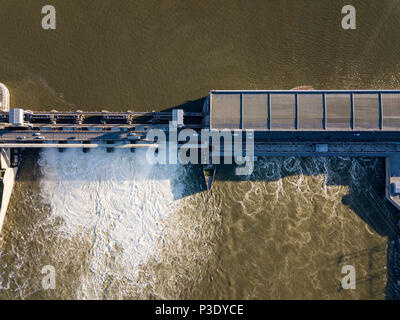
210 91 400 131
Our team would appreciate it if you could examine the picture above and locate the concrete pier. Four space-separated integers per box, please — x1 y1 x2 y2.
385 156 400 210
386 156 400 298
0 148 17 233
0 82 10 112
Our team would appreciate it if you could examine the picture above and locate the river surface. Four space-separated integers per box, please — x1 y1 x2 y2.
0 0 400 299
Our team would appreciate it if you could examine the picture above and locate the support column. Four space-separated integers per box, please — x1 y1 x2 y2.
0 148 18 233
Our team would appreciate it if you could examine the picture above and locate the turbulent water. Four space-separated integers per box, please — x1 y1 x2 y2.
0 152 394 299
0 149 220 299
1 0 400 299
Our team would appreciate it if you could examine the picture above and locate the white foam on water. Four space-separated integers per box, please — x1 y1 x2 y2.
38 148 188 298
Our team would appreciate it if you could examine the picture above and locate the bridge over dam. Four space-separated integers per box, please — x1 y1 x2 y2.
0 85 399 297
2 89 400 195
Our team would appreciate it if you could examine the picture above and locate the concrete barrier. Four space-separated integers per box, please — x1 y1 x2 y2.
0 82 10 112
0 148 17 233
0 143 159 148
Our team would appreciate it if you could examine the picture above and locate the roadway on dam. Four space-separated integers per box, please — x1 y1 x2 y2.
3 129 400 143
0 130 151 142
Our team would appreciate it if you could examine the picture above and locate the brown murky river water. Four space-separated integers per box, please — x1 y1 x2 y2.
0 0 400 299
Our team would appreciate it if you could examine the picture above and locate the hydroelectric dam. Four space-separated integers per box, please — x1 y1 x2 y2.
0 84 400 298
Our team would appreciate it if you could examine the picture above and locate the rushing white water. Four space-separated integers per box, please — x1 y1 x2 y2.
0 153 389 299
2 152 387 299
37 148 197 299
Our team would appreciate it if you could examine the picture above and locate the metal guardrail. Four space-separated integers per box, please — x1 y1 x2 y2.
0 143 159 148
0 109 207 127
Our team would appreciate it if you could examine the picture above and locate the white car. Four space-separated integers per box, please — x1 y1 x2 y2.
33 132 41 136
35 136 45 140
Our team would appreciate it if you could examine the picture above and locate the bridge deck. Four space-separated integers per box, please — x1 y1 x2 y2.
0 110 207 127
210 90 400 131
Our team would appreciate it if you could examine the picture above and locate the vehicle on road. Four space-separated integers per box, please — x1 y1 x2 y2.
16 136 26 140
